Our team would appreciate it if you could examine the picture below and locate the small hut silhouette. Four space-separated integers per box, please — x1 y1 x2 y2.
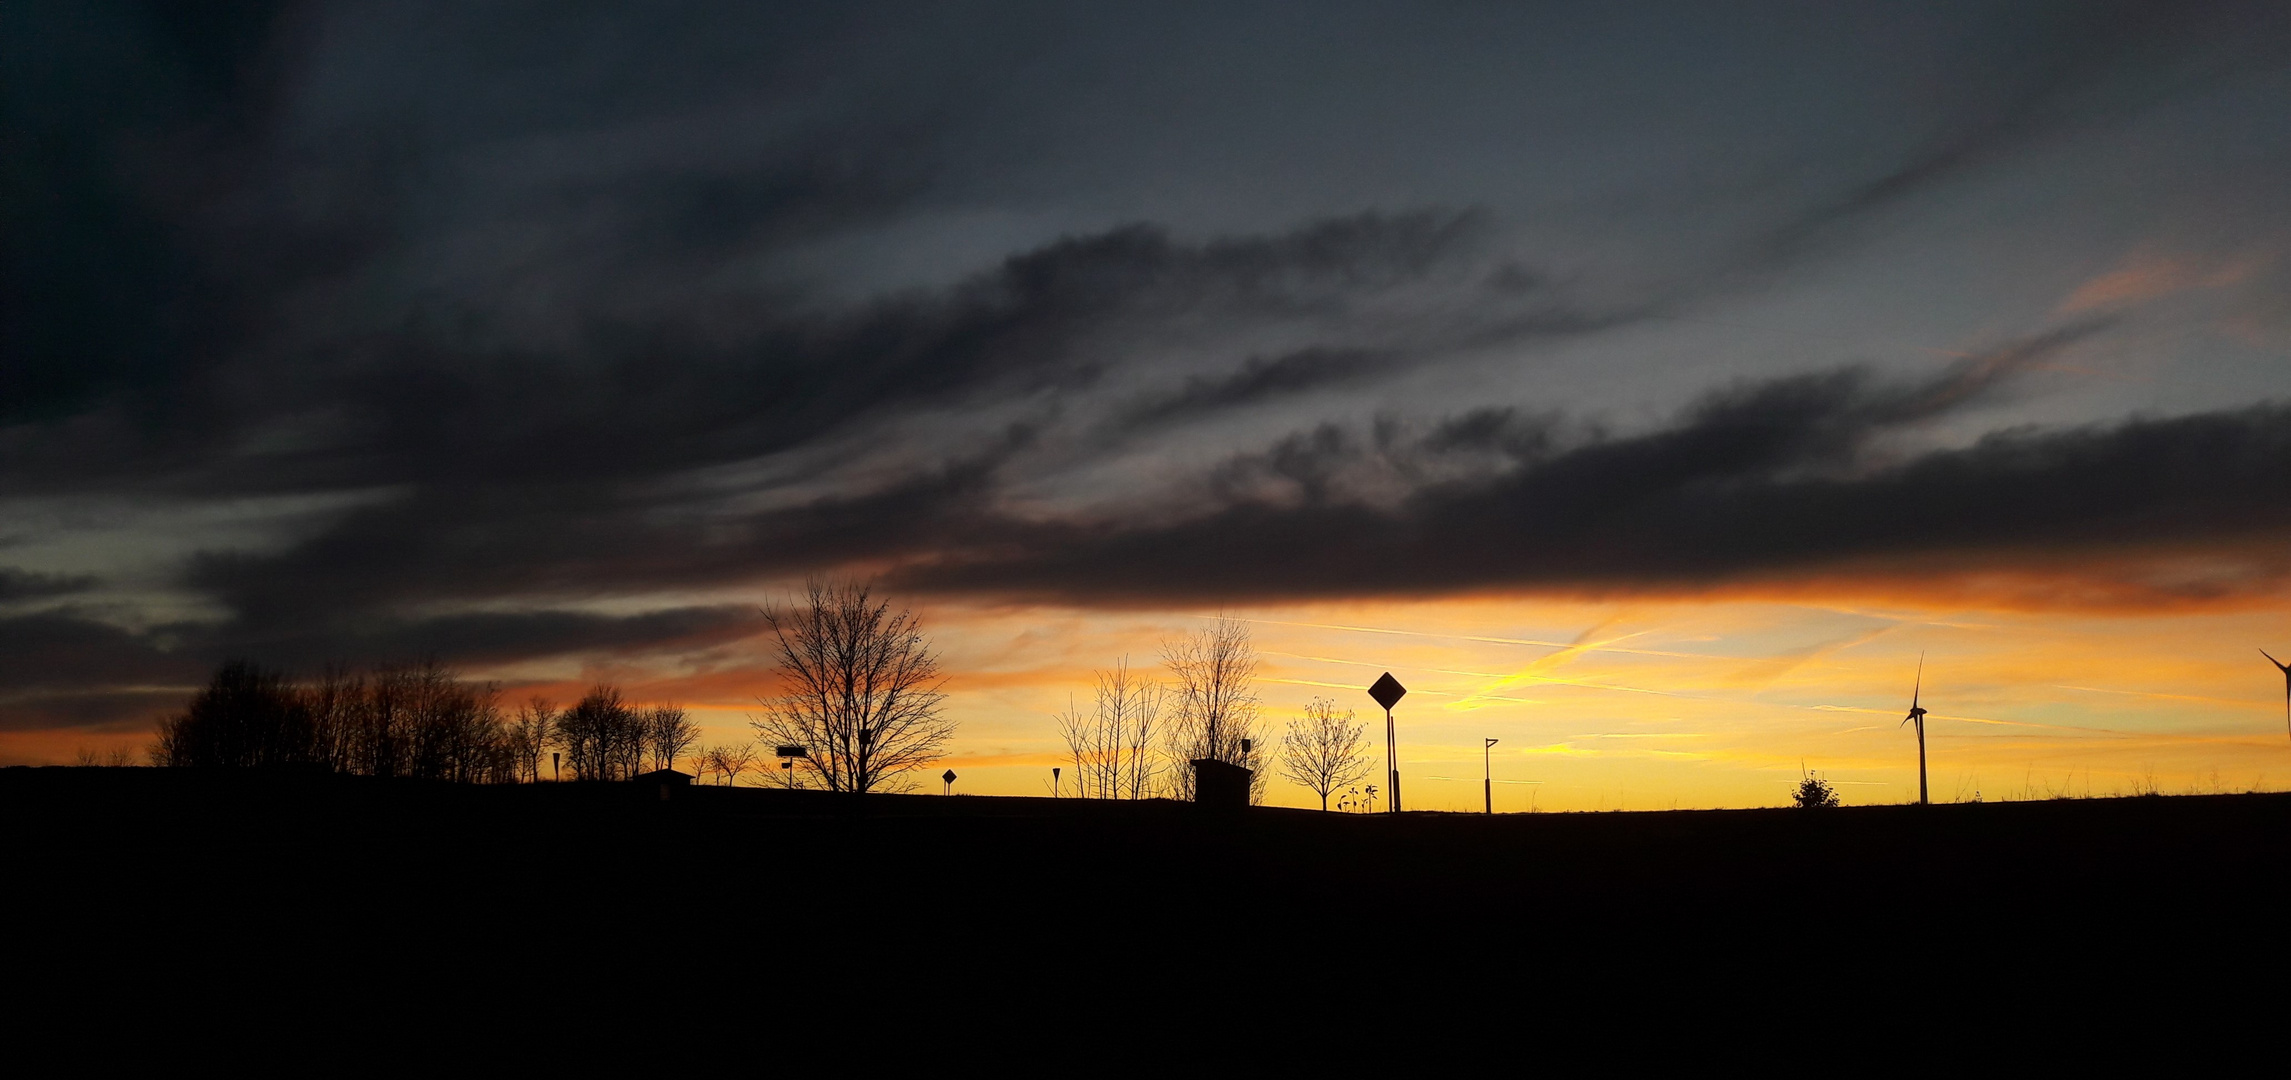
1190 758 1251 810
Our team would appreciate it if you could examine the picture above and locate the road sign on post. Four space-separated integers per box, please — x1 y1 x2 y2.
1368 673 1406 813
942 768 957 796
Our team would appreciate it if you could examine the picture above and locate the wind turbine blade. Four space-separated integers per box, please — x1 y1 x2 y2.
2264 648 2287 672
1911 652 1924 711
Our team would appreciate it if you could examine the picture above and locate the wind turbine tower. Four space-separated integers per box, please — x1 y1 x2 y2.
1902 655 1929 806
2264 650 2291 741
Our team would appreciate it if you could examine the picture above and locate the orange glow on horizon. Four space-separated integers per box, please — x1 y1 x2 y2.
443 586 2291 810
17 583 2291 809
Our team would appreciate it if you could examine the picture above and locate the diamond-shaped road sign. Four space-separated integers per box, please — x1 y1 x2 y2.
1368 672 1407 711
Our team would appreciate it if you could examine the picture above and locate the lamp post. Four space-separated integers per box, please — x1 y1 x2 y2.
1484 738 1500 814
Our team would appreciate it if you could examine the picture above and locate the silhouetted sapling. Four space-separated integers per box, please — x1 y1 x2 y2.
1279 696 1370 810
1054 657 1164 799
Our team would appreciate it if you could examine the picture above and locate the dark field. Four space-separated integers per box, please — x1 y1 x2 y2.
10 767 2288 1003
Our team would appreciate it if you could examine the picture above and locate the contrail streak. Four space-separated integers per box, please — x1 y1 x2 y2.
2054 684 2271 709
1261 676 1456 696
1216 615 1706 659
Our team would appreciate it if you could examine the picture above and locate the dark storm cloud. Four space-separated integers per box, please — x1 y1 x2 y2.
220 604 766 672
0 0 303 423
0 611 196 695
0 569 96 602
5 179 1525 723
0 602 762 731
145 210 1502 611
4 204 1499 498
0 611 207 731
897 336 2291 605
1117 347 1401 432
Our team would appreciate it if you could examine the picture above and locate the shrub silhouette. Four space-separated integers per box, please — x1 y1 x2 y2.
1793 770 1841 809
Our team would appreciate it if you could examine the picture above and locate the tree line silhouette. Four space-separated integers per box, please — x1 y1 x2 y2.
142 585 1386 806
146 580 955 794
154 659 698 783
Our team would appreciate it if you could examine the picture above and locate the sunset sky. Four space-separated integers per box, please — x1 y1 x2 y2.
7 1 2290 807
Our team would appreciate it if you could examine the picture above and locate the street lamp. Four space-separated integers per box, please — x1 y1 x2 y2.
1484 738 1500 814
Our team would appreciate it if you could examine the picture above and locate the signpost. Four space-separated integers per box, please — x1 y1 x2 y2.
1368 672 1407 813
942 768 958 796
776 745 807 790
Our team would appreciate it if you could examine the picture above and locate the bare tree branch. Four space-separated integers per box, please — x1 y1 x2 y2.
646 704 701 773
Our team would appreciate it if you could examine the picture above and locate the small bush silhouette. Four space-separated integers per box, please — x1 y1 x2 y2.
1792 769 1840 809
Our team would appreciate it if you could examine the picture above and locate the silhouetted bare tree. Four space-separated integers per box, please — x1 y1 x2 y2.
1055 658 1163 798
355 662 503 783
555 685 645 780
705 742 757 786
1160 618 1265 803
154 661 322 768
511 698 558 782
1279 696 1370 810
750 580 952 794
645 705 701 773
304 666 365 773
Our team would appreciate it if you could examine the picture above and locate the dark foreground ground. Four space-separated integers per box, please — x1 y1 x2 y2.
8 766 2288 1024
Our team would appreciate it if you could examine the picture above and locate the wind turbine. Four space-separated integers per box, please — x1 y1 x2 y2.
1901 654 1929 806
2264 649 2291 741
